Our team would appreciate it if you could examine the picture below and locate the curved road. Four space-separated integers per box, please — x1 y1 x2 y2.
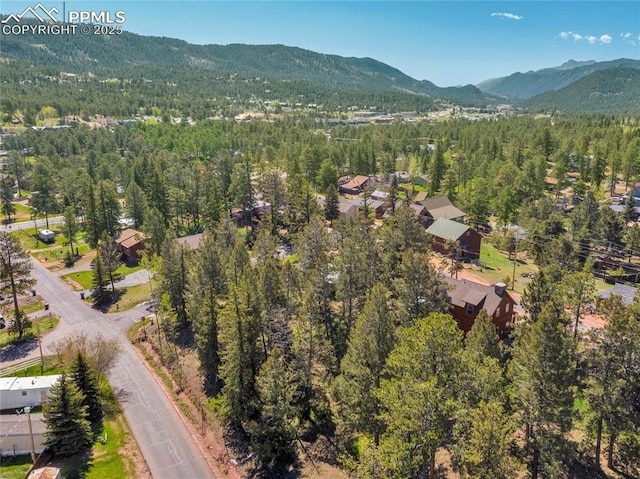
3 259 216 479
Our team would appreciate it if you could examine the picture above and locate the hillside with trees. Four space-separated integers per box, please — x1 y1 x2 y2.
1 111 639 477
477 58 640 100
524 67 640 114
0 20 493 107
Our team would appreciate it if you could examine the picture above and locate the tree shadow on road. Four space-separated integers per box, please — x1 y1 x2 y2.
0 337 38 364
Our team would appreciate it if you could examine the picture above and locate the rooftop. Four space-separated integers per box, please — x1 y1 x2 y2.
426 217 470 241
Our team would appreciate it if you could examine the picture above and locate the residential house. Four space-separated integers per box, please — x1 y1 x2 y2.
114 228 147 263
339 197 358 221
371 190 390 202
0 375 61 410
0 412 47 457
444 277 516 336
352 197 386 218
175 233 203 250
413 191 429 204
338 175 372 195
426 217 482 261
420 196 466 223
598 283 638 306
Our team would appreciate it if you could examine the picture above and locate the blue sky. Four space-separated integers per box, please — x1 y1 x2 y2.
2 1 639 86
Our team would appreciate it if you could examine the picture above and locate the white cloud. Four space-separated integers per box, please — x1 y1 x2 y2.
491 12 523 20
620 32 638 46
559 31 615 45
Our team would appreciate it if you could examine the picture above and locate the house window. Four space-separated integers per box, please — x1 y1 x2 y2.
466 304 474 315
22 391 27 396
507 303 512 313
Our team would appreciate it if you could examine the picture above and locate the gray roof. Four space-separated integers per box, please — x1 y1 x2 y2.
426 217 470 241
444 277 514 316
421 196 466 219
339 197 357 214
175 233 203 250
599 283 638 305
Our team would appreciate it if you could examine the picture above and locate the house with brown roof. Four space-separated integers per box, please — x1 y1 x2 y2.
338 175 372 195
426 217 482 261
115 228 147 263
420 196 466 223
444 277 516 336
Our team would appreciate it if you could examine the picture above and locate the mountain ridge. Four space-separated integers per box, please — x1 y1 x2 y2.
0 22 492 106
476 58 640 99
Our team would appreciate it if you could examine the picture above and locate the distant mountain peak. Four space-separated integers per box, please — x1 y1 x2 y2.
554 59 597 71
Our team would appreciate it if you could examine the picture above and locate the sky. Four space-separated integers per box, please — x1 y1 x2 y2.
2 1 639 86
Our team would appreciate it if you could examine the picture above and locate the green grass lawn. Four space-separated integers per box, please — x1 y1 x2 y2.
20 300 45 315
56 419 132 479
0 316 58 349
106 284 151 313
62 270 94 290
0 454 33 479
0 356 60 378
113 263 144 277
474 242 538 295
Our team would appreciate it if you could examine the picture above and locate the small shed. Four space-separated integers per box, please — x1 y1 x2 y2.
37 229 55 243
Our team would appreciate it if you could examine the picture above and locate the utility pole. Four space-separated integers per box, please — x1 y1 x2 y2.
511 231 519 291
24 406 36 464
36 319 44 375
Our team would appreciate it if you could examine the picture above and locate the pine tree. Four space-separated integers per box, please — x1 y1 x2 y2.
63 206 78 258
0 232 36 339
252 347 297 470
508 303 576 479
586 297 640 470
324 184 339 225
84 178 101 248
187 231 225 393
91 252 109 305
43 374 92 457
71 352 103 433
332 283 396 445
456 400 518 479
0 175 16 222
375 313 463 478
98 231 120 292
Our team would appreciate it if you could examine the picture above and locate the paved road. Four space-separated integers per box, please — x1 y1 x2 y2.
2 260 216 479
0 216 64 233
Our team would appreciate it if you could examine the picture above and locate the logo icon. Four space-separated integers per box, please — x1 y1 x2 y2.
2 3 59 23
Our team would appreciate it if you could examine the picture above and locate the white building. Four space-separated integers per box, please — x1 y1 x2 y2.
0 375 61 410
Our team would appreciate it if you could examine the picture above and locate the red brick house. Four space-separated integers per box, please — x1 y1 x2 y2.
426 217 482 261
114 228 147 263
444 277 516 337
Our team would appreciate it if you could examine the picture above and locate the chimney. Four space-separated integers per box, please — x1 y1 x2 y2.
494 282 507 297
